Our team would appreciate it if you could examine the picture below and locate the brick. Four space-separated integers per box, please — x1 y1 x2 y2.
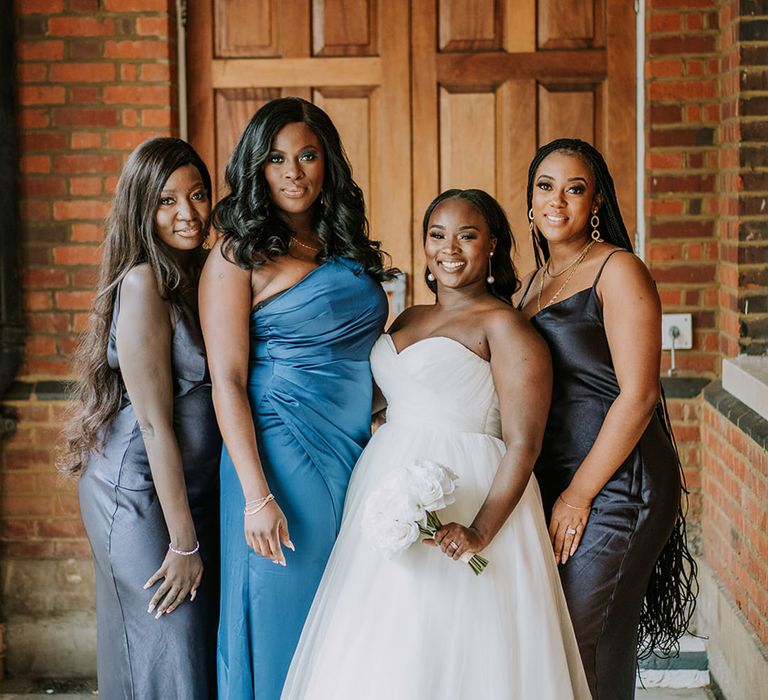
104 40 169 60
16 40 65 61
68 38 102 60
24 268 68 288
71 268 99 286
649 219 715 239
21 177 67 198
649 104 682 124
48 17 115 36
55 291 94 311
49 62 116 83
69 0 100 10
650 174 716 193
103 85 172 105
17 63 48 83
107 130 161 150
739 19 768 41
136 16 170 37
15 0 64 11
142 108 172 128
20 155 51 174
70 86 102 103
52 245 102 266
19 85 66 105
70 132 102 149
650 264 716 284
21 132 67 151
103 0 168 9
24 291 53 311
69 177 103 197
649 35 716 56
52 107 118 128
19 107 49 128
648 126 715 147
52 200 111 222
53 153 121 174
139 63 171 82
649 80 718 100
120 64 137 81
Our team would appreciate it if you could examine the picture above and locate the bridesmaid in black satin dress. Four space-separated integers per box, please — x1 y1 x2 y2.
515 139 696 700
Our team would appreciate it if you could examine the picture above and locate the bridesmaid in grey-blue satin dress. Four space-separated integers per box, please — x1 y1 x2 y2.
78 288 221 699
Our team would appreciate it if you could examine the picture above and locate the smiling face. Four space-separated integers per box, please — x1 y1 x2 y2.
531 151 602 247
263 121 325 227
424 197 496 291
154 163 210 253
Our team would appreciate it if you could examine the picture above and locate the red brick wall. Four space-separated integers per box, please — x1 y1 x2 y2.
645 0 721 377
701 401 768 646
3 0 177 569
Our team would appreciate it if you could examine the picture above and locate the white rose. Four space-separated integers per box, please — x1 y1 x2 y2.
407 460 459 512
368 517 420 559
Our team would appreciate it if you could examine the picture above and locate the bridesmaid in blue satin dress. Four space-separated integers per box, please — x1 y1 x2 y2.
199 97 392 699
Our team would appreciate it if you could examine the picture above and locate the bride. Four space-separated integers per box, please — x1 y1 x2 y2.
282 189 591 699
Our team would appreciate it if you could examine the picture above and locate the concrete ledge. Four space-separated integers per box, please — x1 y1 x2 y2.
722 355 768 421
4 612 95 678
697 560 768 700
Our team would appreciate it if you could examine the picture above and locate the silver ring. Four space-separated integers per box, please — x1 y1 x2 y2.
448 541 459 551
565 527 577 536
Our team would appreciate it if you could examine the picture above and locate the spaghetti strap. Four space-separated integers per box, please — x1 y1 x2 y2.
592 249 626 288
516 271 540 310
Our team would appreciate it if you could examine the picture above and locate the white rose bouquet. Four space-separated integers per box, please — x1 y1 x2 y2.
362 459 489 575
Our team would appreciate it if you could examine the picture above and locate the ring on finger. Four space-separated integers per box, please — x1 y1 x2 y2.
448 541 459 551
565 527 577 536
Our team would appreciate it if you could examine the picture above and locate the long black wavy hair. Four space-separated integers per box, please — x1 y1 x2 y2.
60 137 211 476
213 96 394 281
422 189 519 304
527 138 698 659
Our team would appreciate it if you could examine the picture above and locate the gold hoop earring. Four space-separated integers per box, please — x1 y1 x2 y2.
528 208 534 236
590 212 602 242
487 251 495 284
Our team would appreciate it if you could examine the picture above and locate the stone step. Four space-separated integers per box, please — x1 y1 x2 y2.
637 635 710 689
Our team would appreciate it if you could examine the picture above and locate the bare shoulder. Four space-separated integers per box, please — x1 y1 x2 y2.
121 263 163 305
598 249 658 299
483 304 546 351
388 304 431 334
201 237 249 279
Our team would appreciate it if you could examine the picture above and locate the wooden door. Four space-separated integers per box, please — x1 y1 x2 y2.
187 0 635 306
411 0 636 302
187 0 413 309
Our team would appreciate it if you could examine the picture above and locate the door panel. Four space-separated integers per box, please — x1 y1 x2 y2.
188 0 635 306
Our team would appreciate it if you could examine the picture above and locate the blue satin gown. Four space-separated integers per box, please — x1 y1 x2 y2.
217 257 388 699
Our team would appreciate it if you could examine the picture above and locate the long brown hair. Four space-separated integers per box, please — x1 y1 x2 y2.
58 138 212 476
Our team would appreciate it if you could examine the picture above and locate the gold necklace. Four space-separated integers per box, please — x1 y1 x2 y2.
544 239 595 278
536 240 597 312
290 235 321 253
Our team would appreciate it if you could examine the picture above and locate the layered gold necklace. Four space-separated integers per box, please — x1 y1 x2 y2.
536 240 597 312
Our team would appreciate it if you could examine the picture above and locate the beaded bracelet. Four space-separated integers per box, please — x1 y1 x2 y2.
244 493 275 516
169 540 200 556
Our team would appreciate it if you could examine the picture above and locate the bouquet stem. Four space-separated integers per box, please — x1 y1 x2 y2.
419 510 489 576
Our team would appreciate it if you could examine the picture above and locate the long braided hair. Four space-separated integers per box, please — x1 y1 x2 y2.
527 138 698 659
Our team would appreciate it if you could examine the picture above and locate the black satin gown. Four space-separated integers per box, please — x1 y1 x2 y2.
520 251 680 700
78 284 221 700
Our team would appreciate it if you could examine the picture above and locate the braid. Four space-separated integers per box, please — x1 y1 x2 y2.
525 138 634 265
526 138 698 657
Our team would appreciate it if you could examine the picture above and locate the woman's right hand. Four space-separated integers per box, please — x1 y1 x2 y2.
144 549 203 619
244 500 294 566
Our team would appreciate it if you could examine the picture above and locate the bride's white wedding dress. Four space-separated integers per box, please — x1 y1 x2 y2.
282 334 591 699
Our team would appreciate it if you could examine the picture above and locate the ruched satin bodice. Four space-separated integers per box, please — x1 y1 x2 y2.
373 334 501 439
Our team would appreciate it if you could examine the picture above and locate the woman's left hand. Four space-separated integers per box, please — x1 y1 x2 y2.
425 522 486 561
549 492 592 565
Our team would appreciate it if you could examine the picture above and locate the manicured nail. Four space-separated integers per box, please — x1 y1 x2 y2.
286 540 295 551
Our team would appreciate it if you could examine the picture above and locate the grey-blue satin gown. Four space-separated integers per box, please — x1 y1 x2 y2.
520 251 680 700
217 256 388 700
79 284 221 700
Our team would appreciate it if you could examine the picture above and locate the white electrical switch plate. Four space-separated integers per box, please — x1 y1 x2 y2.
661 313 693 350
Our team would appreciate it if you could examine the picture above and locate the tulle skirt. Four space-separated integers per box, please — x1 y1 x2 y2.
282 421 591 699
